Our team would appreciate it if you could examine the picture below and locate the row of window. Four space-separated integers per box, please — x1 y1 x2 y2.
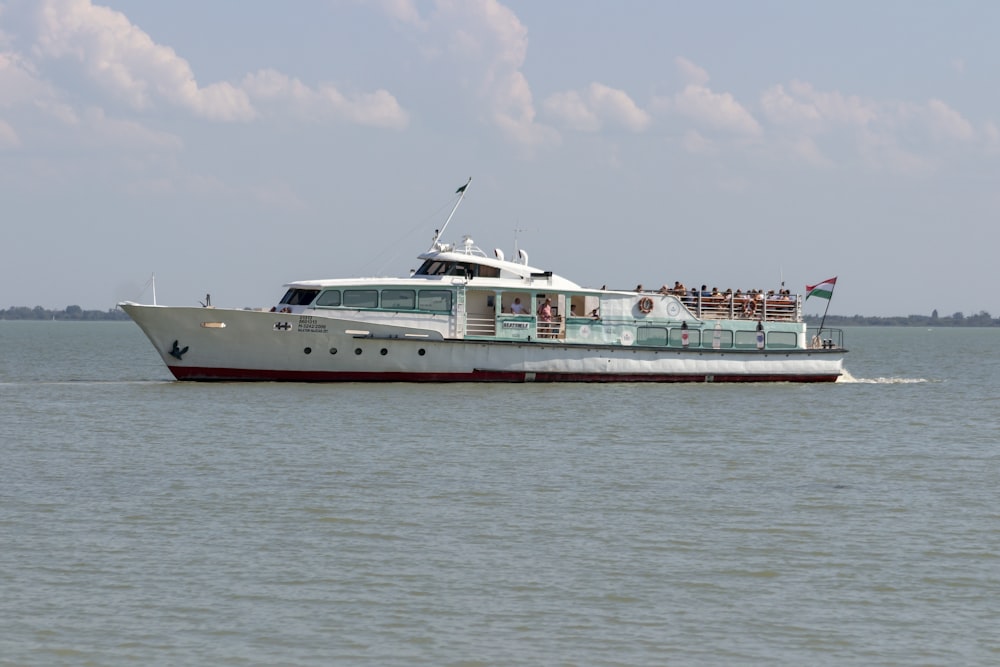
279 288 455 313
636 327 798 349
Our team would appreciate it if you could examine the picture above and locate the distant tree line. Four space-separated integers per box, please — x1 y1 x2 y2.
806 310 999 327
0 305 130 321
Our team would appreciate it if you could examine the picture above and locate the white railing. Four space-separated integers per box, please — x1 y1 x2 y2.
465 315 496 336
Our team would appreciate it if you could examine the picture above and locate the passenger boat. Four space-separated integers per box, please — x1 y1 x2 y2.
120 181 846 382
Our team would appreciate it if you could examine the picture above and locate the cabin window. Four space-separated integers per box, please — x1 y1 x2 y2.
669 328 701 347
767 331 798 349
734 330 759 349
279 288 320 306
381 289 416 310
478 266 500 278
418 290 453 312
315 290 342 307
701 329 733 349
343 289 379 309
637 327 668 346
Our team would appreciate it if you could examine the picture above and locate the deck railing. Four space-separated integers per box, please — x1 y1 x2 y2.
465 314 496 336
678 295 800 322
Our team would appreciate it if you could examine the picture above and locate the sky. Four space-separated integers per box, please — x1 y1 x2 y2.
2 0 999 317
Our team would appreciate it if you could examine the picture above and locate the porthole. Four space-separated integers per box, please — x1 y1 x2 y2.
418 348 426 356
329 348 337 355
303 347 312 354
380 348 388 356
355 348 363 355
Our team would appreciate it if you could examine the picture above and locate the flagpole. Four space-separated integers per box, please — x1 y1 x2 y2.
817 295 832 341
430 177 471 249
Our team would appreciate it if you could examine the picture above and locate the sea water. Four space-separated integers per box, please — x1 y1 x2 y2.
1 321 998 666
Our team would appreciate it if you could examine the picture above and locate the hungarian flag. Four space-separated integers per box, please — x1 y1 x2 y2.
805 276 837 300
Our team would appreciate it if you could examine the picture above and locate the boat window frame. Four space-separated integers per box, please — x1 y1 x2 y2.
700 328 732 349
669 328 702 347
766 331 798 349
279 288 321 306
733 330 760 349
417 289 453 313
636 326 668 347
381 288 417 310
315 290 342 307
342 289 380 309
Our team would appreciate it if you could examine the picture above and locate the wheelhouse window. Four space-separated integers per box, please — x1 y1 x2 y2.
415 260 454 276
418 290 453 312
343 289 379 309
315 290 341 307
414 260 498 278
381 289 416 310
279 288 320 306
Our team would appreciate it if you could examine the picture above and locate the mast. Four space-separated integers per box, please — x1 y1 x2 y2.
430 177 472 249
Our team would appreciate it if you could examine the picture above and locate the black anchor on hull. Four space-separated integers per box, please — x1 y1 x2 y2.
169 340 189 360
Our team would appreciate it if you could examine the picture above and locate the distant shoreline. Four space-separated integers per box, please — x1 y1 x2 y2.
2 306 997 327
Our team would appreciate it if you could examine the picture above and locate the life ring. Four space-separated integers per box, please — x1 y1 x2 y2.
638 297 654 314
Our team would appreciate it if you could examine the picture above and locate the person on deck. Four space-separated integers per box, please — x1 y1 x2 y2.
537 298 554 337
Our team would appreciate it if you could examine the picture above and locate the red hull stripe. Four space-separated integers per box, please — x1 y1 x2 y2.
169 366 839 383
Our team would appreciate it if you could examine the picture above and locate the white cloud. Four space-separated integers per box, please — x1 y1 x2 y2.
0 117 19 146
34 0 255 121
787 137 833 168
26 0 410 130
543 90 599 132
652 58 761 138
490 69 558 148
0 50 47 107
672 84 762 137
368 0 426 28
675 56 709 87
924 98 974 142
543 83 650 133
858 129 934 176
242 69 408 129
680 130 716 155
372 0 555 147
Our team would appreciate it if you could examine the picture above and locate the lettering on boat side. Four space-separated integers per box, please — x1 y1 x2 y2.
297 316 328 334
273 321 292 331
503 321 530 330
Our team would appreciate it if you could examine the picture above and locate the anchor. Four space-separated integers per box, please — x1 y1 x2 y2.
169 340 189 360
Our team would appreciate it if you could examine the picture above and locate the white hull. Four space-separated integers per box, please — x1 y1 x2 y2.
122 304 844 383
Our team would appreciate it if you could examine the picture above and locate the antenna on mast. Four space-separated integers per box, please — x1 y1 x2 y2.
430 177 471 249
513 227 528 264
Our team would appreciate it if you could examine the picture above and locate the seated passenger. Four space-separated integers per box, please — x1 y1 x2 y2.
510 297 528 315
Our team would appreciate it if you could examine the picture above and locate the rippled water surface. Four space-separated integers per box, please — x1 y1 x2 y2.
1 322 999 665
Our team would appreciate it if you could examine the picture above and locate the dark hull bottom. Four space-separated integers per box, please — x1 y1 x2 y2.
170 366 840 383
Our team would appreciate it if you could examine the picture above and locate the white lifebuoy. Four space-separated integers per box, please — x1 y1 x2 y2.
666 301 681 318
638 297 654 314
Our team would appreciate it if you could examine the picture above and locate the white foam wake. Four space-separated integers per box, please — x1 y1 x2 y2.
837 369 928 384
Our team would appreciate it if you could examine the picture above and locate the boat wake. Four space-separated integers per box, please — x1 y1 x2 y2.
837 369 929 384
